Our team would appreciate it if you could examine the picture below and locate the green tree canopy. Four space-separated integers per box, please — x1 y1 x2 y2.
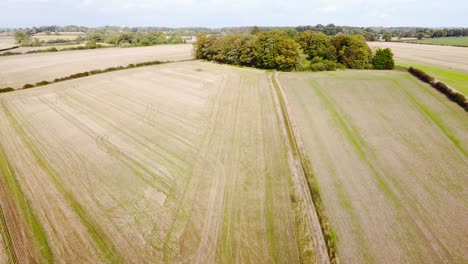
372 48 394 70
296 30 336 61
383 32 392 42
332 34 372 69
253 31 301 71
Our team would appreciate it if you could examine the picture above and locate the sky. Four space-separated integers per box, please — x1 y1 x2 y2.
1 0 467 28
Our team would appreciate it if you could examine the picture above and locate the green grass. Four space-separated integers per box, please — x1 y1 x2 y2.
405 37 468 47
0 132 53 263
397 62 468 96
2 103 124 263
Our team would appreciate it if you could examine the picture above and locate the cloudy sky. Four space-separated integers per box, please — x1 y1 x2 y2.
1 0 467 28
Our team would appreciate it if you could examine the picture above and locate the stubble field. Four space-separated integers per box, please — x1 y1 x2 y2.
278 70 468 263
0 44 193 88
368 42 468 95
0 61 328 263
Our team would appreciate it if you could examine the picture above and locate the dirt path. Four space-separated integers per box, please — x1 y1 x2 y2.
279 70 468 263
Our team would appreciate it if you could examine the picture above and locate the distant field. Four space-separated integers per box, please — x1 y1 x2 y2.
0 36 17 51
279 70 468 263
368 41 468 95
397 62 468 96
0 44 193 88
31 34 80 41
0 61 327 263
405 37 468 47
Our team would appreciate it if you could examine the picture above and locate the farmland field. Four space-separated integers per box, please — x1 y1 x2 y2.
0 36 17 51
0 44 87 54
405 36 468 47
0 44 193 88
368 41 468 95
278 70 468 263
0 61 327 263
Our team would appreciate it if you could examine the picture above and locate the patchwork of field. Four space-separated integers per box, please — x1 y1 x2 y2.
0 61 327 263
368 41 468 95
0 44 193 88
278 71 468 263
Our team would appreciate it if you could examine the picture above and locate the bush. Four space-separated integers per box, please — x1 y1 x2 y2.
300 59 345 72
408 67 467 111
408 67 435 83
0 51 22 56
85 40 97 49
35 81 51 86
0 87 15 93
22 84 34 89
372 48 394 70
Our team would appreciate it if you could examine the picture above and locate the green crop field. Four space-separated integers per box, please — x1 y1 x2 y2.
406 37 468 47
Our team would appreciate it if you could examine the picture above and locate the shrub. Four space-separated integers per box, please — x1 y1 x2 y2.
0 87 15 93
300 59 344 72
408 67 435 83
0 51 22 56
85 40 97 49
408 67 467 111
22 84 35 89
35 81 51 86
372 48 395 70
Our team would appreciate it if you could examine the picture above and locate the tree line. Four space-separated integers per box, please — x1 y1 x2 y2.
194 29 394 71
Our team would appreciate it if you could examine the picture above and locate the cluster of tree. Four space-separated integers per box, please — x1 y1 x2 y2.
194 30 394 71
86 31 184 46
430 28 468 38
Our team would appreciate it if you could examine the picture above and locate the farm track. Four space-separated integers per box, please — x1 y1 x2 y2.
0 61 322 263
279 70 468 263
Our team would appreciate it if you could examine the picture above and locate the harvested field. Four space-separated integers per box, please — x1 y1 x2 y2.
0 61 327 263
405 37 468 47
278 70 468 263
368 42 468 72
0 44 193 88
0 36 17 51
368 41 468 95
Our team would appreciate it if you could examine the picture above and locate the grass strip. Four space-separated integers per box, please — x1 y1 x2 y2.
271 73 338 263
0 137 52 263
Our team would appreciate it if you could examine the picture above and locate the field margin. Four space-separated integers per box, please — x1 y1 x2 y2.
271 72 338 263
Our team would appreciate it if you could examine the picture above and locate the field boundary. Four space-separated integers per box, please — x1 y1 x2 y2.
407 67 468 111
0 59 195 93
271 72 338 263
0 46 20 52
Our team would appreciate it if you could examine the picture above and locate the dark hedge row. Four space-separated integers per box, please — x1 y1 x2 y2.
1 60 169 94
408 67 467 111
